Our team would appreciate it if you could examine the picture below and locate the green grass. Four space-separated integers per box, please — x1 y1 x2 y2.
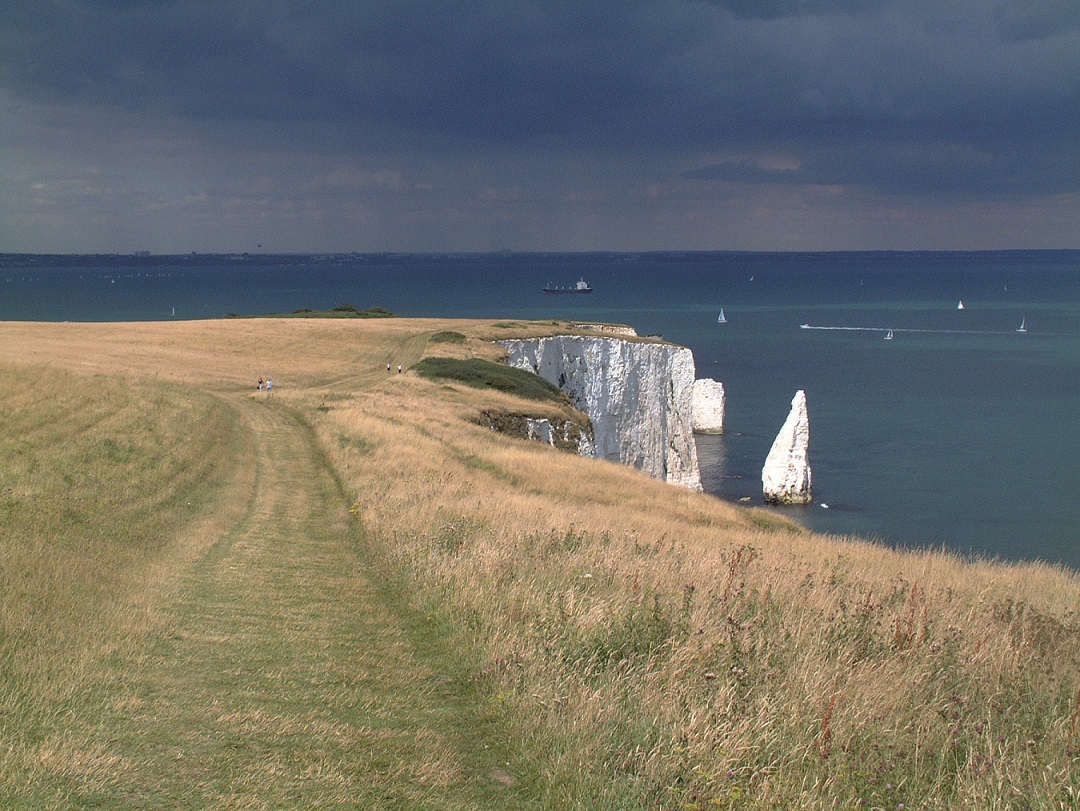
0 366 242 806
0 365 530 809
237 304 398 318
343 441 1080 809
428 331 467 344
4 316 1079 811
412 357 570 404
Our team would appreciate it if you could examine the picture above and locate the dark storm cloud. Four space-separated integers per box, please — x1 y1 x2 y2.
4 1 712 149
703 0 878 21
6 1 1077 147
683 135 1080 198
1 0 1077 250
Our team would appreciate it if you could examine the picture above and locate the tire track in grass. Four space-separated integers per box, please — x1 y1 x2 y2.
76 394 523 810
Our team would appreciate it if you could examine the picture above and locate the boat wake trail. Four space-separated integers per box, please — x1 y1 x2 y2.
799 324 1020 336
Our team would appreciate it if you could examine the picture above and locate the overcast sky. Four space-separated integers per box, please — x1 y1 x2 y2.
2 0 1078 253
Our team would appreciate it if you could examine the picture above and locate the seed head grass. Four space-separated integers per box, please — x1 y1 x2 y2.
314 337 1080 811
0 318 1076 810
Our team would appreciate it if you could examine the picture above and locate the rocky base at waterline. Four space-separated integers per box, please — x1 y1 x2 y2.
762 389 812 504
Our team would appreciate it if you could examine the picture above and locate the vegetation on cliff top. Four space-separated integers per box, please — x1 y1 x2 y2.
428 330 467 344
412 356 571 405
229 303 398 318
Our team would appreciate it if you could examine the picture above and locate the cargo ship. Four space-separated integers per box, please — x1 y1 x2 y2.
543 277 592 293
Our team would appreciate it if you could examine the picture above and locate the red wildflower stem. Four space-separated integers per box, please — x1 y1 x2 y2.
819 693 838 759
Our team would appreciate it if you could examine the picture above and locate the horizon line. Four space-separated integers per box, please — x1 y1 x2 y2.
3 247 1079 259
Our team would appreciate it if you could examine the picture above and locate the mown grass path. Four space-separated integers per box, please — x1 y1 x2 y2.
62 393 522 810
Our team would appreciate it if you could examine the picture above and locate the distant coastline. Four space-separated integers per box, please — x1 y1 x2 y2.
1 249 1076 569
3 247 1079 269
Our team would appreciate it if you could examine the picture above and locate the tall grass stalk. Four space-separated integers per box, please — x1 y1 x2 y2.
314 370 1080 810
1 318 1076 809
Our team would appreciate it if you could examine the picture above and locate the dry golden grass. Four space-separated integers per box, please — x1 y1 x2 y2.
1 317 1076 810
0 364 247 800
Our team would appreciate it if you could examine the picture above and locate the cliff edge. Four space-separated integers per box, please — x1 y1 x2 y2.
499 335 702 490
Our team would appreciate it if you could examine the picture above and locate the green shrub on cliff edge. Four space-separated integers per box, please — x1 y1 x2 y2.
329 304 396 317
241 304 399 318
412 357 569 405
428 331 467 344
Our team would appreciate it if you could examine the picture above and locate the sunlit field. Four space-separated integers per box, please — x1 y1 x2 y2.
1 318 1076 810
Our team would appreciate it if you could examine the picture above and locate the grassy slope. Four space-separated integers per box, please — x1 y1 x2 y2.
0 318 1077 810
0 320 533 809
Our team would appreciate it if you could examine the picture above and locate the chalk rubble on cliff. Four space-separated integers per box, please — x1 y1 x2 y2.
762 389 812 504
525 417 596 456
692 378 725 434
499 335 702 491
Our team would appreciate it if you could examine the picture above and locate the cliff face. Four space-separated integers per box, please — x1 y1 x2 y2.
499 336 702 490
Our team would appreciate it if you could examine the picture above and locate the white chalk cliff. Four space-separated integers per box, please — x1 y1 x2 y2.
762 390 812 504
692 378 725 434
499 336 702 490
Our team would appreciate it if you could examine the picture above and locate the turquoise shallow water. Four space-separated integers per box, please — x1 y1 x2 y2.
3 250 1077 568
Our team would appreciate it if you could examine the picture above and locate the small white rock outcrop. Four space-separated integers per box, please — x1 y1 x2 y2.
692 378 725 434
499 336 702 490
572 323 639 337
762 389 812 504
525 417 596 456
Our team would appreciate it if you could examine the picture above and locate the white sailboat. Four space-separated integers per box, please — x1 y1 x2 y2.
1017 317 1027 333
884 328 894 340
717 308 727 324
957 300 965 310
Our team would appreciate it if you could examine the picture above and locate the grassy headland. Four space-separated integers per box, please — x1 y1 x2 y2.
0 318 1076 809
238 303 398 318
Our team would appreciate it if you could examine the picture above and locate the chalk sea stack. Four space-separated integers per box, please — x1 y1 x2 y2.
692 378 725 434
762 389 812 504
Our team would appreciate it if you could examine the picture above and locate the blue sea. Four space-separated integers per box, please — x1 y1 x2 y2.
3 251 1077 569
